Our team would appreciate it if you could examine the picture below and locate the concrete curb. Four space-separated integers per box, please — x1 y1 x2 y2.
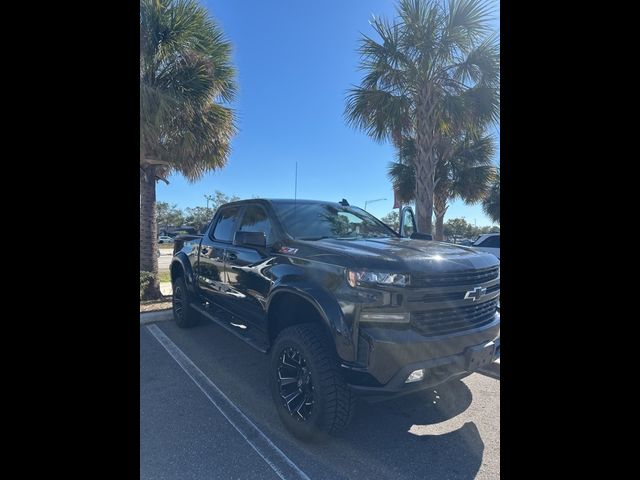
140 309 173 325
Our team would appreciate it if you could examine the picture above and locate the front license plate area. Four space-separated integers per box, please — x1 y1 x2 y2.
465 342 495 370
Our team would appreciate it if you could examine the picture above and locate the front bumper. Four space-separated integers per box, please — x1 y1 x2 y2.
340 313 500 397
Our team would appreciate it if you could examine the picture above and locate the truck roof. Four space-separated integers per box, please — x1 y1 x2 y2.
223 198 347 208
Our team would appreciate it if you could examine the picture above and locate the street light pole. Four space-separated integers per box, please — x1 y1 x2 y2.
204 194 214 209
364 198 387 211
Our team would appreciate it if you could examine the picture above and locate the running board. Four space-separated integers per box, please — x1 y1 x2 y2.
190 303 268 353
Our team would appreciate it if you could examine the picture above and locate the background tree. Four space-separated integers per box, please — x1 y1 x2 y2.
442 217 497 240
443 217 476 239
345 0 499 234
156 202 186 231
184 206 215 233
482 166 499 223
380 210 400 231
207 190 241 211
184 190 240 232
140 0 237 298
480 225 500 234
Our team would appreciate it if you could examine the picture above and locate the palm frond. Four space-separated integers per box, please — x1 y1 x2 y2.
140 0 237 180
344 87 411 142
481 167 500 223
447 0 495 41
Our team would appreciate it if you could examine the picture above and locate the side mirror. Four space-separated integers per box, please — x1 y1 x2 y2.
398 206 433 240
410 232 433 241
233 231 266 248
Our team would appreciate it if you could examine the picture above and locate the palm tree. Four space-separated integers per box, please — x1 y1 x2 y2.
388 132 496 240
433 133 495 239
345 0 499 234
140 0 237 298
482 166 499 223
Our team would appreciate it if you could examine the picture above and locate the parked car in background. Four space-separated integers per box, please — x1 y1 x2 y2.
158 235 174 244
471 233 500 259
446 236 474 246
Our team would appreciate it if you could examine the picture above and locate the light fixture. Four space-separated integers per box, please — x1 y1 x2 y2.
405 369 425 383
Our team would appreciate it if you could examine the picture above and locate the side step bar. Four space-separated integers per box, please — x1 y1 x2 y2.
189 302 268 353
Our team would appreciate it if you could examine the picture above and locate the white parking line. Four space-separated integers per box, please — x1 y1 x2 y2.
146 324 311 480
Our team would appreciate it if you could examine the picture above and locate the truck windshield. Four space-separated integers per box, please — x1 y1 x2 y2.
271 202 398 240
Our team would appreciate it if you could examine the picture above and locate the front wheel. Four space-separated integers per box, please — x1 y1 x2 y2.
172 276 197 328
270 323 356 441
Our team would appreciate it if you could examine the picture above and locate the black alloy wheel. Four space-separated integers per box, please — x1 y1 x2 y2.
277 347 315 421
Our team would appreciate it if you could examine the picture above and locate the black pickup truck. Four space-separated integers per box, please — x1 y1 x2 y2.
170 198 500 440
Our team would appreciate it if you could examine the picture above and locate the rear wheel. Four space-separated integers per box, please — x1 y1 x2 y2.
172 276 197 328
270 323 356 441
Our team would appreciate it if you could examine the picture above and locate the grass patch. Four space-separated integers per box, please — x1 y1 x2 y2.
159 244 174 249
158 271 171 283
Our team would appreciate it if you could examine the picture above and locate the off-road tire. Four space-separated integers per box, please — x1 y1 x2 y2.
270 323 357 441
172 276 197 328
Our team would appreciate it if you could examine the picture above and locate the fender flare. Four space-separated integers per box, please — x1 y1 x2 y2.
170 253 197 294
266 282 353 358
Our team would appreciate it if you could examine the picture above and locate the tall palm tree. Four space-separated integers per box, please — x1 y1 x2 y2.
140 0 237 298
388 132 496 240
345 0 499 234
482 166 499 223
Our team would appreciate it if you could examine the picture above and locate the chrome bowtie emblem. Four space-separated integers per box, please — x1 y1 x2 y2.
464 286 487 301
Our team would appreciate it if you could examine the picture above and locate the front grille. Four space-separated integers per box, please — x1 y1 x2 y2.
411 266 499 288
411 298 498 336
413 281 500 303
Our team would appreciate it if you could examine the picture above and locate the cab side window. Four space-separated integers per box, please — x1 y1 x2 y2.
238 205 273 244
211 206 241 242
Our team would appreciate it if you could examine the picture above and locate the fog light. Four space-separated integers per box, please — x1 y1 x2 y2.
405 369 425 383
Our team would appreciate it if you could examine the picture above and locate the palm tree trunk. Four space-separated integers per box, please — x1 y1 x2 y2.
433 193 448 241
414 87 437 234
140 165 162 299
414 163 435 234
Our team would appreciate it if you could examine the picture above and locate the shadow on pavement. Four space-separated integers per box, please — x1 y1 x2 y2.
158 316 486 480
332 382 483 479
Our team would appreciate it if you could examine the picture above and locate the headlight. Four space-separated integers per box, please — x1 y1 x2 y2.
346 269 408 288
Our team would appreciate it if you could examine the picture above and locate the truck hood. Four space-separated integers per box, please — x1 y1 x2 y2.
292 237 499 273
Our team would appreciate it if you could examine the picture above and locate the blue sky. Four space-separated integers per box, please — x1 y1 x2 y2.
157 0 500 225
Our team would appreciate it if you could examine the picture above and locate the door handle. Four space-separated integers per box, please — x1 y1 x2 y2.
226 252 237 261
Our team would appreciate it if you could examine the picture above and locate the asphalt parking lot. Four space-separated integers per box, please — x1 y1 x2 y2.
141 317 500 480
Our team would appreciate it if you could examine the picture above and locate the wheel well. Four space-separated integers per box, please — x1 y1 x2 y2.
268 292 327 345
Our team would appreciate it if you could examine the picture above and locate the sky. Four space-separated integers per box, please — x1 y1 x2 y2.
157 0 500 226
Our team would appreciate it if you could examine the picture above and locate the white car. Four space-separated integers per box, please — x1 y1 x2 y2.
158 235 174 244
471 233 500 259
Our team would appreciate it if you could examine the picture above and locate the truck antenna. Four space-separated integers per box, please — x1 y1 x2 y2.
293 161 298 239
